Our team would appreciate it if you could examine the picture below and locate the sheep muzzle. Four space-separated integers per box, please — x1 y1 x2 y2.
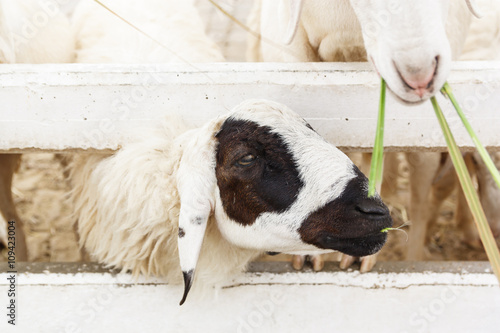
298 167 393 257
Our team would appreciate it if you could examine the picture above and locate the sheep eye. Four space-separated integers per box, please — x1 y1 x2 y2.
237 154 256 167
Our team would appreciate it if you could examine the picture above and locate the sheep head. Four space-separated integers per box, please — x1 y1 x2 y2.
284 0 480 103
349 0 461 104
176 100 393 304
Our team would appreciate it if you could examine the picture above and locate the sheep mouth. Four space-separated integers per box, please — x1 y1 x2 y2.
385 84 428 105
370 56 425 105
390 60 439 105
318 232 388 257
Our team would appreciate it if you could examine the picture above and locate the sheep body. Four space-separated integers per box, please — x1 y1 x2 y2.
0 0 74 63
460 0 500 60
249 0 472 61
73 0 224 63
251 0 365 62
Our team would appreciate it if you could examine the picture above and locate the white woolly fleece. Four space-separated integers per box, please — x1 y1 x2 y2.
70 118 259 289
72 0 224 63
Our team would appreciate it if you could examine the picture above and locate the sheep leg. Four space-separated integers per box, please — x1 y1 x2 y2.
72 218 89 261
339 254 356 269
55 153 88 260
474 151 500 239
291 254 305 270
456 153 481 248
406 152 441 261
339 253 378 272
310 254 324 271
456 180 481 248
292 254 324 271
381 152 400 201
54 153 72 180
0 154 28 261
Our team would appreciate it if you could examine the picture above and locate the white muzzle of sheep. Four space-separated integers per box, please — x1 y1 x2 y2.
284 0 481 103
176 100 393 304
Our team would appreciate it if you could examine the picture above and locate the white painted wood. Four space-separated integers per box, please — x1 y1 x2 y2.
0 262 498 332
1 62 499 153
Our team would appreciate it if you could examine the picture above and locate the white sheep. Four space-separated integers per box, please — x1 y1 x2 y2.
248 0 488 268
0 0 74 260
69 0 393 304
461 0 500 61
72 0 224 64
249 0 476 103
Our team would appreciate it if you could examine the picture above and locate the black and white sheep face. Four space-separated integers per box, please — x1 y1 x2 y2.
213 100 392 256
176 100 392 304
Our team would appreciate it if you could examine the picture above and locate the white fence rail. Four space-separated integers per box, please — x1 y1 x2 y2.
0 262 498 332
1 62 500 153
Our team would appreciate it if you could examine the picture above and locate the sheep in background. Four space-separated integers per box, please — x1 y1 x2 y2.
0 0 74 260
72 0 223 63
249 0 475 103
70 0 392 304
461 1 500 61
247 0 488 269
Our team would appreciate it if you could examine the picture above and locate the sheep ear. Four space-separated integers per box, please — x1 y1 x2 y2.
176 120 222 305
465 0 483 18
283 0 304 45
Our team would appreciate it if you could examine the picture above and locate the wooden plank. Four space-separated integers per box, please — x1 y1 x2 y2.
1 62 499 153
0 262 498 332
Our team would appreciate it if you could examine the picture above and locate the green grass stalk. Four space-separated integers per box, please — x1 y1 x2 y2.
368 79 386 197
431 96 500 284
441 82 500 189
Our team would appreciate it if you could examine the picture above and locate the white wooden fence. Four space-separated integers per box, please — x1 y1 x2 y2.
1 62 500 153
1 62 500 332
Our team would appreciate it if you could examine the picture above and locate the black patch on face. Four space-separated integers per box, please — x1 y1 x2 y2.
215 119 304 226
298 167 393 257
178 228 185 238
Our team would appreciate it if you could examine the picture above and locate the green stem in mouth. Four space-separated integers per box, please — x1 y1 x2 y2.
431 95 500 284
368 78 386 197
381 222 409 241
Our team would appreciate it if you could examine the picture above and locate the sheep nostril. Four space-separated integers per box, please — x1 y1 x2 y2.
394 55 439 98
355 200 389 216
